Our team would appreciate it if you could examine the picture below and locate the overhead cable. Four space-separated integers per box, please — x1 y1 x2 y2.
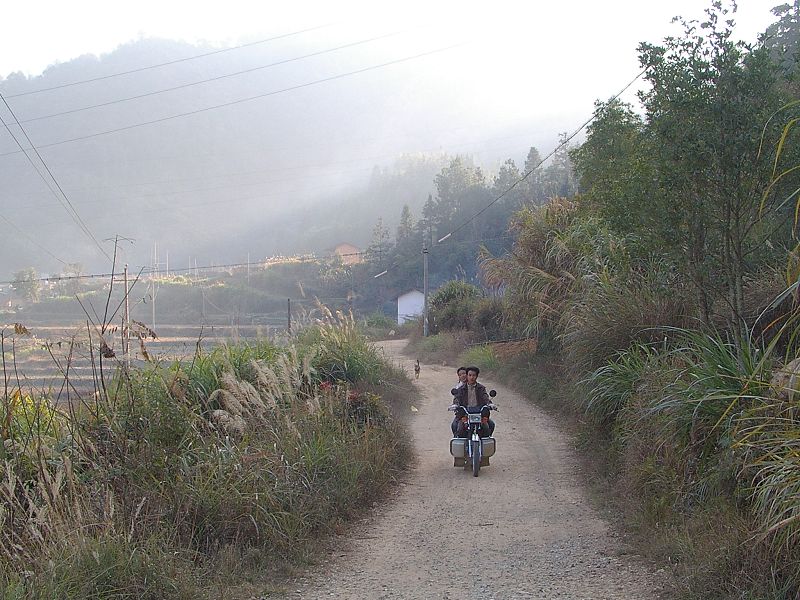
0 42 465 157
0 93 111 260
4 24 332 98
21 31 404 124
437 68 647 244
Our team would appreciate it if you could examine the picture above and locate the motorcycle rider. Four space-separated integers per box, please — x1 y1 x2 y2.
450 366 495 437
455 366 468 389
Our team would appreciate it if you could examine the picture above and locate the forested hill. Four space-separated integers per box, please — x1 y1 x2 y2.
0 36 558 279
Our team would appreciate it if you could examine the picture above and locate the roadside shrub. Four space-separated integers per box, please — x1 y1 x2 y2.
299 308 386 385
2 390 65 443
364 311 395 329
429 280 481 333
737 402 800 584
481 198 631 343
652 330 772 450
470 297 507 341
562 269 691 375
459 344 499 373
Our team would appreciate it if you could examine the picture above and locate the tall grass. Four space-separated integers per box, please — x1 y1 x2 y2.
0 313 409 598
582 343 661 426
561 268 692 375
581 325 800 594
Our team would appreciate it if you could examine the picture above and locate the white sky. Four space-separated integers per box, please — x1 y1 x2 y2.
1 0 780 170
2 1 780 79
0 0 786 274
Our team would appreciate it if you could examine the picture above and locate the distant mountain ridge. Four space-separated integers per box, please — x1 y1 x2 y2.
0 36 543 279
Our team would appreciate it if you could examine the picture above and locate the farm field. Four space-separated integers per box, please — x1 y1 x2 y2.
1 322 280 399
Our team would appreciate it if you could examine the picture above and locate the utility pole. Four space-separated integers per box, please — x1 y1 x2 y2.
423 242 429 337
123 264 130 369
151 278 157 332
287 298 292 334
150 241 160 331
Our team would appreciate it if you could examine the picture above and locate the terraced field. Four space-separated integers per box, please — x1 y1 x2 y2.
1 323 273 399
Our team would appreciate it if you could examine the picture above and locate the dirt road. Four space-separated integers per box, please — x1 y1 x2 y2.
279 340 665 599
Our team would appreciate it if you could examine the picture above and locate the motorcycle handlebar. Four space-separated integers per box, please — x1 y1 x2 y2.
447 403 499 411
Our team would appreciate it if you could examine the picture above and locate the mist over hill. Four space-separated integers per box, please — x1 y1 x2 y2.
0 35 557 280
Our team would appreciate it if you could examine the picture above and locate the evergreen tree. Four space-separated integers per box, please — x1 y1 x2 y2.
397 205 414 243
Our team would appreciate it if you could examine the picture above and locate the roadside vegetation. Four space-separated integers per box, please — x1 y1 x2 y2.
0 309 412 598
410 4 800 598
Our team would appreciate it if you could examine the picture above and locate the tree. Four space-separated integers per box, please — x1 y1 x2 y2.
640 3 790 326
396 204 414 243
434 156 485 223
522 146 546 205
570 99 663 246
541 133 578 199
13 267 40 302
491 159 525 210
366 218 392 267
59 262 84 295
763 0 800 79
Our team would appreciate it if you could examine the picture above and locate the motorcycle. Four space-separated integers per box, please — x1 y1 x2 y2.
448 389 498 477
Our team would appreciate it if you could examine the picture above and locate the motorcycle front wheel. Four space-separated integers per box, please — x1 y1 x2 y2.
471 439 481 477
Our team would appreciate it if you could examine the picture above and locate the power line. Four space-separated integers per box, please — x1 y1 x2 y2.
0 94 111 260
0 233 512 287
4 24 332 99
0 42 464 158
19 31 404 124
437 68 647 244
0 252 358 285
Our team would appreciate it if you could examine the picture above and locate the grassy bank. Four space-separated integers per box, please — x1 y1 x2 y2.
412 333 800 599
0 312 412 598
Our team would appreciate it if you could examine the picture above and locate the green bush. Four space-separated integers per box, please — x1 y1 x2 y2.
470 297 507 341
459 345 499 373
583 343 660 426
364 311 395 329
429 281 481 333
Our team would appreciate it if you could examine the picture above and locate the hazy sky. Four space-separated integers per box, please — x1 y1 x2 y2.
2 1 780 158
0 0 785 276
0 1 781 153
3 1 779 76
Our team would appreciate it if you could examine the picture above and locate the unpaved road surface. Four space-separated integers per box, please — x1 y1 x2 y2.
278 341 666 599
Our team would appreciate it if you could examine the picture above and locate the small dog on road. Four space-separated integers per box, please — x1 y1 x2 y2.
414 359 421 379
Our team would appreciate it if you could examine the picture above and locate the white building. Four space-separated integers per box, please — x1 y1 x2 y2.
397 289 424 325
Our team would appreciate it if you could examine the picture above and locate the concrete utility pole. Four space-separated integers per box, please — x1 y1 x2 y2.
423 243 429 337
123 264 130 370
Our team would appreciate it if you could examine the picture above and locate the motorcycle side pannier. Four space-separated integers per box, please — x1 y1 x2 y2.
449 437 496 458
482 437 496 457
450 438 466 457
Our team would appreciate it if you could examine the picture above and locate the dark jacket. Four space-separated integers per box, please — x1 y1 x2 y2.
454 382 491 408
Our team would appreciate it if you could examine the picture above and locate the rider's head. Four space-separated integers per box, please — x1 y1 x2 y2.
457 366 467 382
466 366 479 384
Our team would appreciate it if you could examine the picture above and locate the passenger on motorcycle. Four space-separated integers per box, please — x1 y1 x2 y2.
450 366 496 437
455 366 468 389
